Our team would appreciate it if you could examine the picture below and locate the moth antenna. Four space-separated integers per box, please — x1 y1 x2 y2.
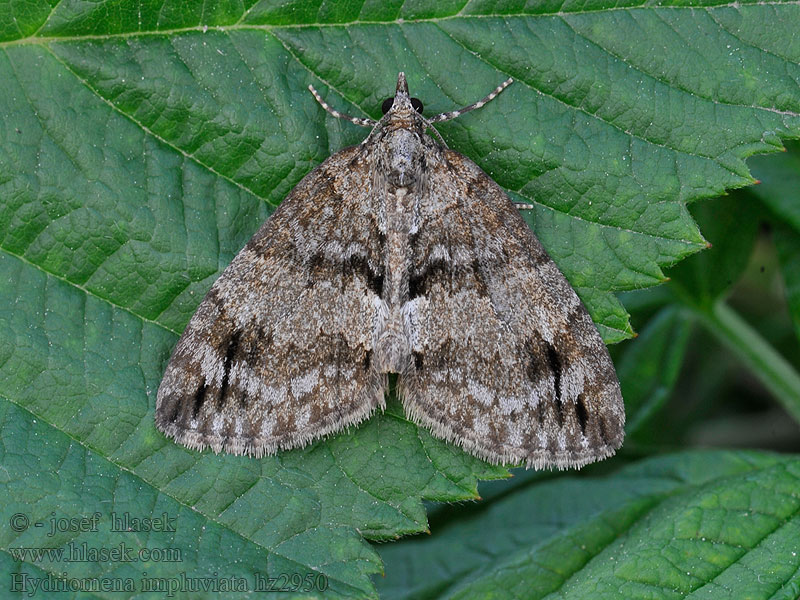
308 84 377 128
429 77 514 124
514 202 536 211
423 118 448 147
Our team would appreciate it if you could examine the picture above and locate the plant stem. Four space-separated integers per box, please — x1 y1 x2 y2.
692 301 800 422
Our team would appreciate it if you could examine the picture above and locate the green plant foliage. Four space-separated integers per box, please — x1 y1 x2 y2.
747 142 800 343
2 1 800 598
376 451 800 599
616 306 693 436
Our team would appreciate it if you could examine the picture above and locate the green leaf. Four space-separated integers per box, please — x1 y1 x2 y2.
748 141 800 233
658 145 800 418
3 1 800 596
0 398 346 599
615 306 693 437
747 141 800 343
668 194 760 308
691 301 800 422
774 225 800 344
376 450 800 599
0 250 505 596
658 185 800 419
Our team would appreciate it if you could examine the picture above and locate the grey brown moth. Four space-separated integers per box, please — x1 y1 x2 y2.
156 73 624 469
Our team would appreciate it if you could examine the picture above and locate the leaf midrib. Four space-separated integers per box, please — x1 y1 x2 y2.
3 0 795 47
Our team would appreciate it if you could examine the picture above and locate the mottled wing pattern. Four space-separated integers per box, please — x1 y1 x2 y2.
400 149 624 469
156 146 386 456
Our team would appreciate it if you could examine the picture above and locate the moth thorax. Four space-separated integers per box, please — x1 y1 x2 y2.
383 128 424 188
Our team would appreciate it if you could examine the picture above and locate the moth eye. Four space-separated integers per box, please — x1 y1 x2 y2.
381 97 424 114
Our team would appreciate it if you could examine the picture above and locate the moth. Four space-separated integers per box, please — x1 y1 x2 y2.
156 73 624 469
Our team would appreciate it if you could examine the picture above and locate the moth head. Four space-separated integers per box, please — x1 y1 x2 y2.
381 72 424 117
